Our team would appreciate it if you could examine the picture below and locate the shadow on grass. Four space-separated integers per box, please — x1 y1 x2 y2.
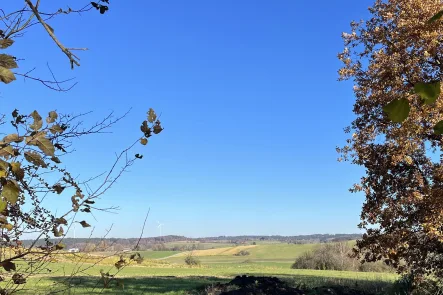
279 274 393 294
33 276 229 294
18 274 394 295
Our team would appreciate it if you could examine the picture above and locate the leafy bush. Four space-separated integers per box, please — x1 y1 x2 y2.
291 251 317 270
184 254 201 266
291 242 393 272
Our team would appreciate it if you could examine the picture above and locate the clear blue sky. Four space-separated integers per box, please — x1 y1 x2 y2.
2 0 371 238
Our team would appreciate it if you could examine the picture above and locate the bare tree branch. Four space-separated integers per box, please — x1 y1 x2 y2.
24 0 83 68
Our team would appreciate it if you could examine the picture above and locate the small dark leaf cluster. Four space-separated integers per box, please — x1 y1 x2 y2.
91 1 109 14
136 108 163 159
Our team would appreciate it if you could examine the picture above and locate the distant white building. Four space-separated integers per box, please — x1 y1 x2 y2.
68 248 79 253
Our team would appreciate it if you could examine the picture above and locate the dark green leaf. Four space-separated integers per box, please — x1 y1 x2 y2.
414 81 441 105
383 98 410 123
429 10 443 23
434 120 443 134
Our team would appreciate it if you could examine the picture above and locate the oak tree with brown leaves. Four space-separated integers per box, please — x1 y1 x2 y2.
339 0 443 279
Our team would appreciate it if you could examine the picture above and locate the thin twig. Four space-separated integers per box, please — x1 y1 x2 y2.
134 209 150 251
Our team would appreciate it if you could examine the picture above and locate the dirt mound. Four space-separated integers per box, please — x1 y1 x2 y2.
199 275 372 295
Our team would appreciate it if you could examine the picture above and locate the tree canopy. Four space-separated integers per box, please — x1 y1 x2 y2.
339 0 443 278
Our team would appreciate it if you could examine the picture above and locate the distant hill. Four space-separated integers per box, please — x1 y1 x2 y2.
21 233 361 252
200 234 362 243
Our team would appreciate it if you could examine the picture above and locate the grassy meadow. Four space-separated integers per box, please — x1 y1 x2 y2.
4 241 398 295
162 243 319 266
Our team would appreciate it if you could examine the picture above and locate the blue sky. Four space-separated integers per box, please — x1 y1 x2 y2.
2 0 372 238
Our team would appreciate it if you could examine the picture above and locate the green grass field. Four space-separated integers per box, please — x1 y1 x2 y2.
8 263 396 295
247 243 319 260
164 242 319 266
4 241 398 295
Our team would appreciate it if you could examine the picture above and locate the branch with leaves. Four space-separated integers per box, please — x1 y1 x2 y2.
0 0 111 86
0 108 162 293
0 1 166 293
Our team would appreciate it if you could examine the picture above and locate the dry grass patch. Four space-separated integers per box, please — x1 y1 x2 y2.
174 245 257 257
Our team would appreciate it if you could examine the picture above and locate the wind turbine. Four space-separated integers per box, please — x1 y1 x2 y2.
157 221 164 237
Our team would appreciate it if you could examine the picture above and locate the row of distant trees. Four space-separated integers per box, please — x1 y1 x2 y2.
73 242 206 252
20 234 361 252
22 238 210 252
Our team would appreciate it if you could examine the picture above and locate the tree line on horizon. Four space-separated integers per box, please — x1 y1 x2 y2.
19 233 362 252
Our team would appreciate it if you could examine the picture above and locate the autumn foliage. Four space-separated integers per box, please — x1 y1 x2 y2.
339 0 443 278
